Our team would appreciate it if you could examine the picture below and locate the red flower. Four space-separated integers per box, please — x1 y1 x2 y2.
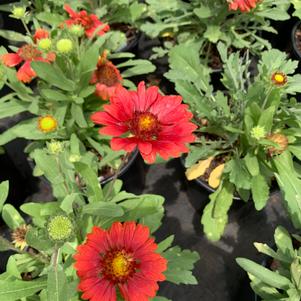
228 0 259 12
91 81 196 163
1 44 55 83
33 28 49 42
90 56 122 100
74 222 167 301
64 4 109 38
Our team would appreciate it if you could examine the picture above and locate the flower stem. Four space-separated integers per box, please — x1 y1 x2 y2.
21 19 32 38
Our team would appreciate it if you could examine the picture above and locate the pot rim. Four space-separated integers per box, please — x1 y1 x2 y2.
291 20 301 60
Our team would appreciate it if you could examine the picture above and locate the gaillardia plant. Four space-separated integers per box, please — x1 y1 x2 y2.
166 42 301 241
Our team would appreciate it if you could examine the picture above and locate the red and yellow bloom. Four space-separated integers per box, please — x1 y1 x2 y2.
91 81 196 163
271 71 287 86
38 115 58 133
63 5 109 38
1 43 55 83
228 0 260 12
74 222 167 301
33 28 49 42
90 55 122 100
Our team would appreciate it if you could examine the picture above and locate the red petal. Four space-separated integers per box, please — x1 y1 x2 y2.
1 53 22 67
64 4 77 18
138 141 152 155
17 62 36 83
111 137 137 153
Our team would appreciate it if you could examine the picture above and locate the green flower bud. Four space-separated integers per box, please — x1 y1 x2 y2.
56 39 73 54
12 6 26 19
47 215 74 242
68 24 84 37
47 140 64 155
38 38 52 51
250 126 266 140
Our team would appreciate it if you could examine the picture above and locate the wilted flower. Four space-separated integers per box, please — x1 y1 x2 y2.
33 28 49 42
91 81 196 163
90 54 122 100
266 133 288 155
227 0 259 12
1 44 55 83
63 5 110 38
74 222 167 301
38 115 58 133
12 224 30 251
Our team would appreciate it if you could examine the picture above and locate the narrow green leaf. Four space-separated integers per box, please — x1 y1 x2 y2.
0 180 9 212
2 204 25 229
47 265 68 301
82 202 124 217
157 235 175 253
236 258 291 289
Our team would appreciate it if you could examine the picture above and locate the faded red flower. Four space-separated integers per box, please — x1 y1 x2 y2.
74 222 167 301
91 81 196 163
90 55 122 100
33 28 49 42
63 4 109 38
228 0 260 12
1 44 55 83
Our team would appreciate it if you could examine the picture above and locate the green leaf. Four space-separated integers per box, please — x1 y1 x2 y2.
194 6 212 19
152 297 171 301
157 235 174 253
36 12 65 26
47 265 68 301
2 204 25 229
40 89 71 102
0 278 47 300
236 258 291 289
71 103 88 128
273 151 301 229
119 59 156 78
31 62 75 91
256 8 290 21
228 159 252 190
0 30 30 42
0 236 12 251
244 153 259 176
163 246 199 285
0 180 9 212
274 226 294 259
251 174 269 210
74 162 103 203
82 202 124 217
201 182 234 241
20 202 59 218
258 106 275 133
0 100 28 119
204 25 222 43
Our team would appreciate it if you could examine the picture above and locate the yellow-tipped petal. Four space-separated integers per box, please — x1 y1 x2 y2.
185 157 214 181
208 163 225 189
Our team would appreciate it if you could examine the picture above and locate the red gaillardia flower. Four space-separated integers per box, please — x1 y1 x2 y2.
91 82 197 163
63 4 109 38
33 28 49 42
227 0 260 12
90 54 122 100
74 222 167 301
1 44 55 83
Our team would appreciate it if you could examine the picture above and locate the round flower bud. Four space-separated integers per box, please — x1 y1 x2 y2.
47 215 74 242
68 24 84 37
38 38 52 51
56 39 73 54
250 125 266 140
12 6 26 19
47 140 64 155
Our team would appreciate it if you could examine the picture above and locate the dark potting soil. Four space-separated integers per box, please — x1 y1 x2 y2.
295 26 301 56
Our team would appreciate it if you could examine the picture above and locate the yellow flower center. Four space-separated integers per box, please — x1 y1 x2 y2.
38 116 57 133
138 114 157 131
274 73 284 83
102 250 137 282
111 253 131 278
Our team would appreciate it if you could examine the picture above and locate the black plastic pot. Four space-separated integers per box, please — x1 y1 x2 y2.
99 149 139 185
292 20 301 60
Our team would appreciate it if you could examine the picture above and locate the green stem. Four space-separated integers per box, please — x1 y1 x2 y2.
21 19 32 38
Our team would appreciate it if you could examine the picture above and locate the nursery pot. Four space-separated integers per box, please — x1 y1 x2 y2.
292 21 301 60
99 149 139 185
